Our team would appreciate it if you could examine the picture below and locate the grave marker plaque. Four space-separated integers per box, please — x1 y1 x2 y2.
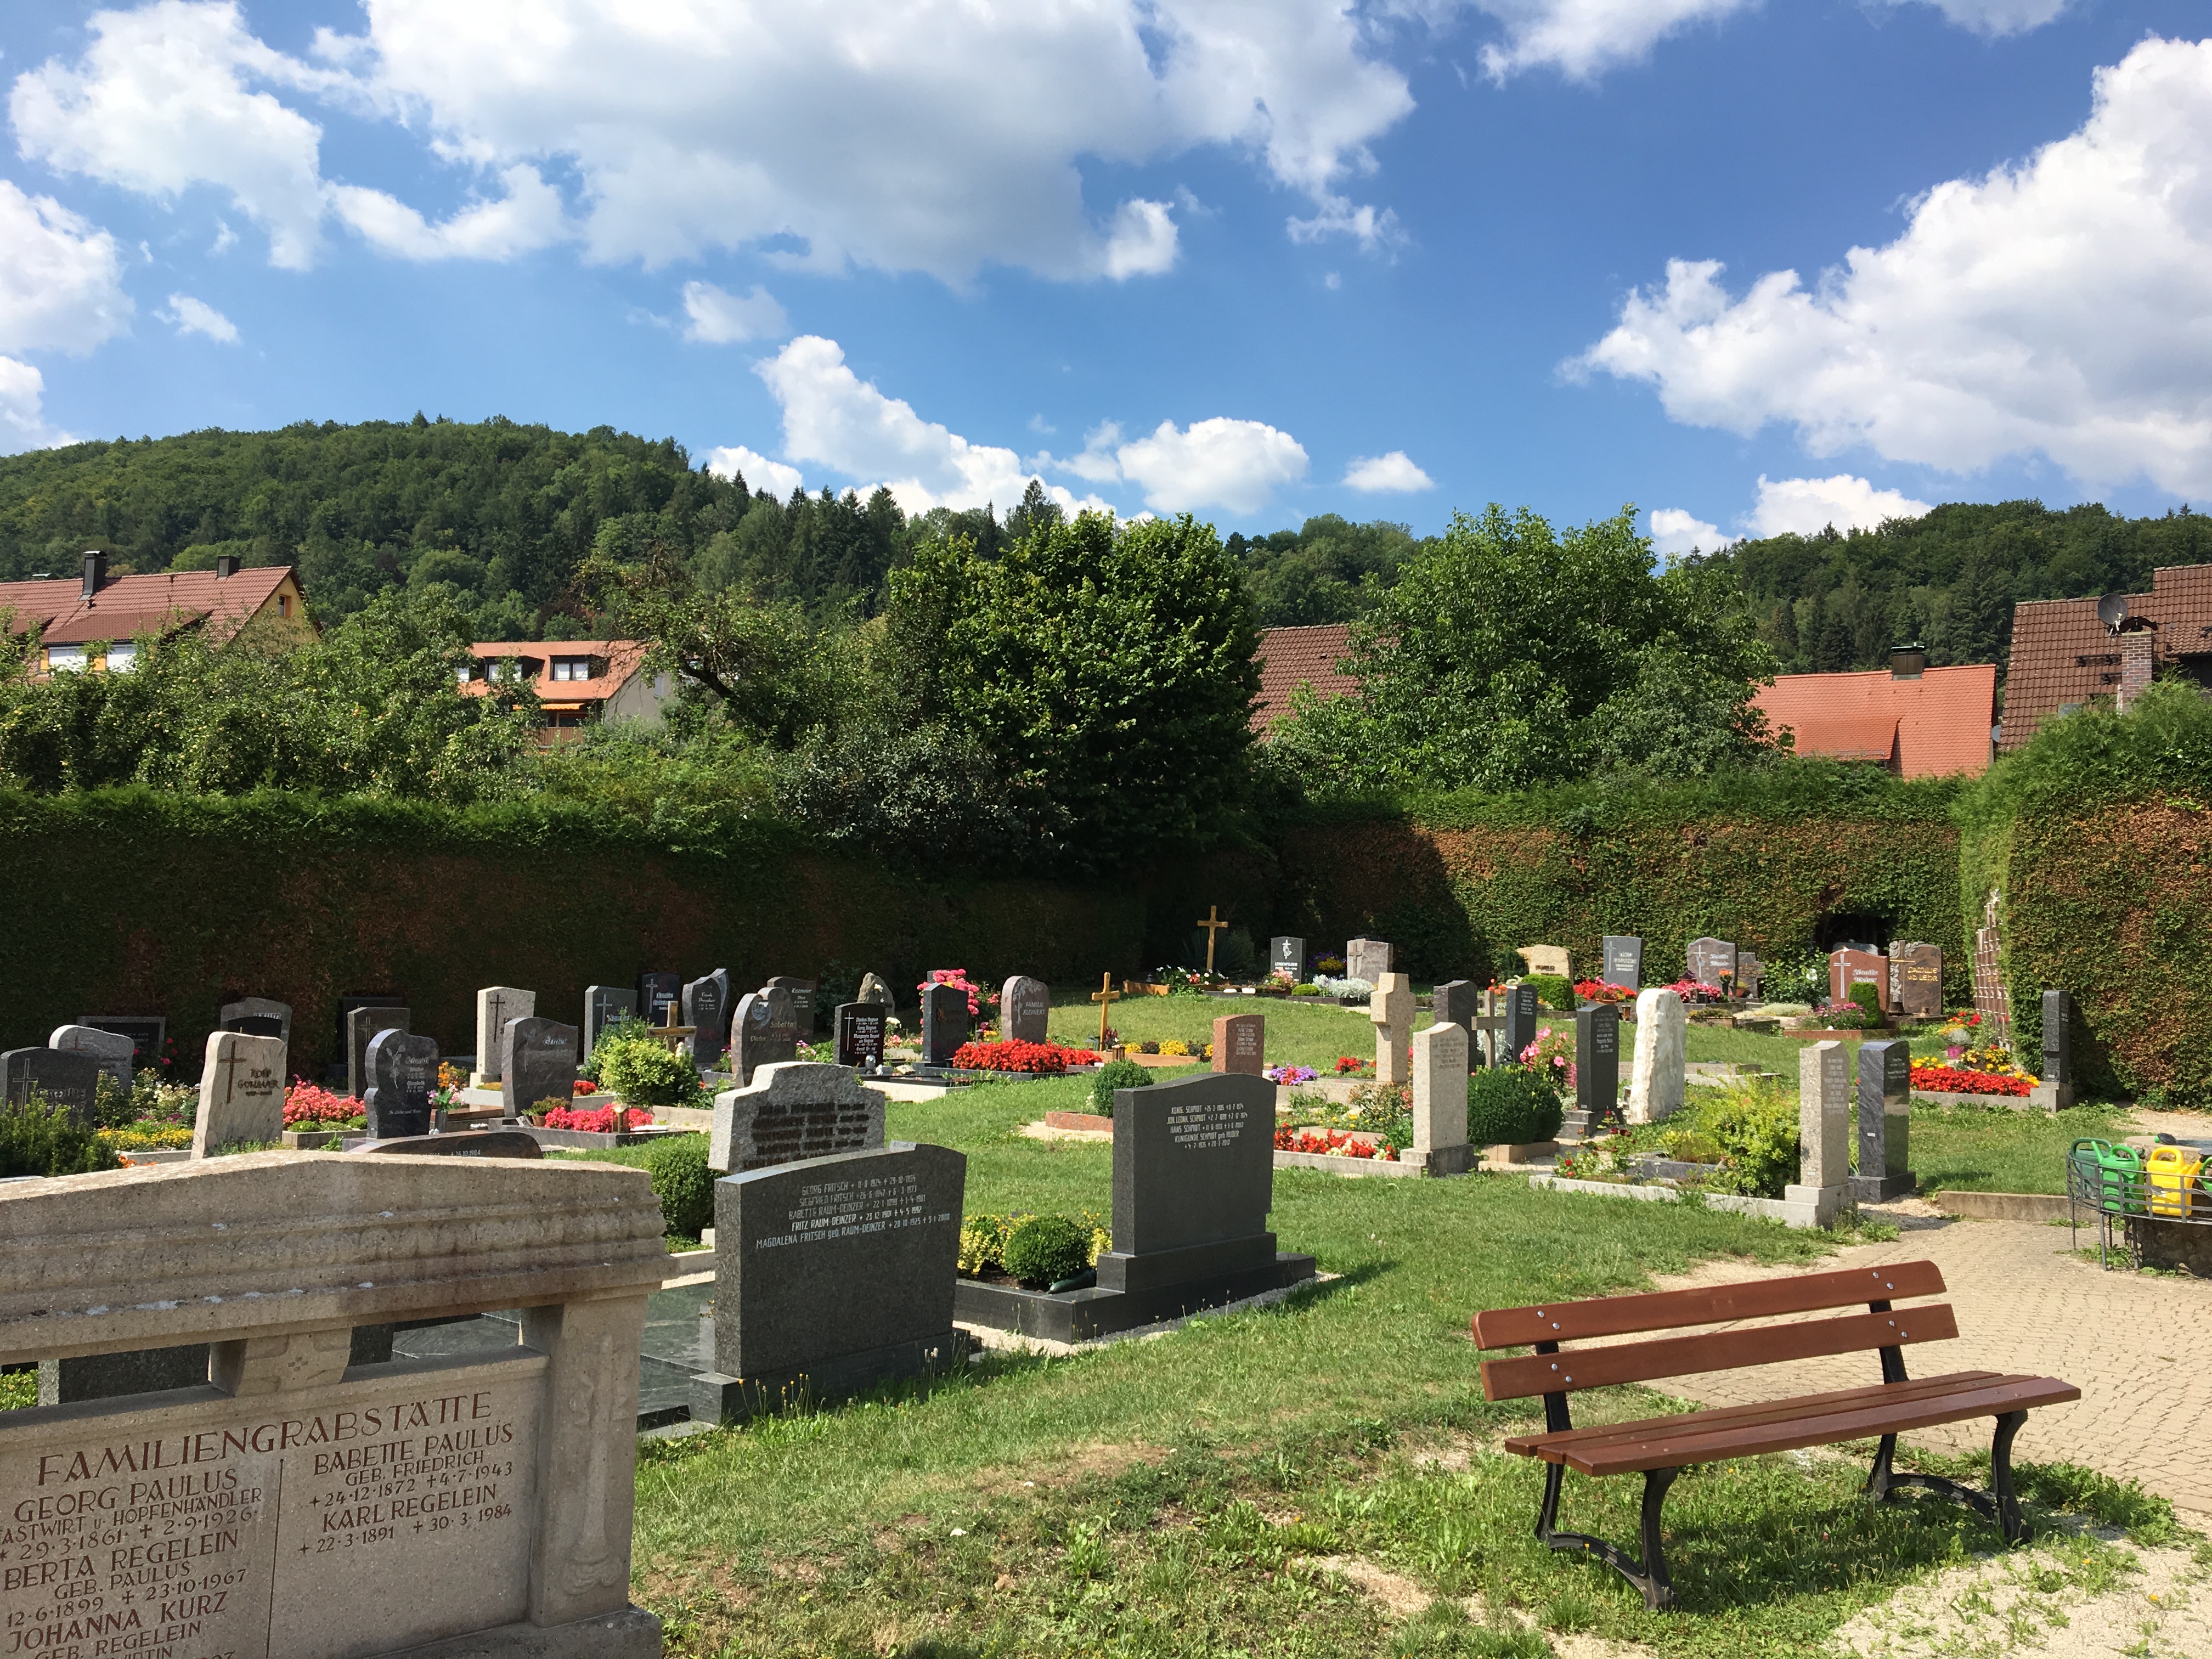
345 1003 409 1101
48 1023 136 1088
637 969 682 1029
710 1060 888 1173
1211 1012 1265 1075
1687 937 1736 990
1345 938 1392 983
1001 975 1051 1044
732 986 801 1086
1574 1002 1621 1123
683 968 732 1069
363 1026 441 1140
221 996 293 1041
194 1029 287 1154
1601 935 1644 990
584 984 637 1053
1849 1039 1916 1201
921 981 968 1065
501 1016 578 1119
1890 942 1944 1019
0 1047 103 1122
834 1001 887 1070
1270 935 1305 979
765 975 819 1032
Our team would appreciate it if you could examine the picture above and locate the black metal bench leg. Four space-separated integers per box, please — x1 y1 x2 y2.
1861 1411 2032 1547
1865 1433 1898 1502
1534 1462 1680 1611
1990 1409 2028 1545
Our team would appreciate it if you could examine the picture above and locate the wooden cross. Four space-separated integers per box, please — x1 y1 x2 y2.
1090 972 1121 1049
1195 905 1230 976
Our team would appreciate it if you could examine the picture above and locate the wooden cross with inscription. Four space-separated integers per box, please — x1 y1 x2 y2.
1090 972 1121 1051
1195 905 1229 977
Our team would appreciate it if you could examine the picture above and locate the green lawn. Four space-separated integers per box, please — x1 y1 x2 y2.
629 1075 2184 1658
1904 1101 2134 1194
1046 992 1391 1073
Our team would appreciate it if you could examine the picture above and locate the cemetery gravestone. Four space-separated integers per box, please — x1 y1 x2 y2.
732 987 802 1086
682 969 732 1069
1369 973 1413 1086
1409 1020 1471 1175
1830 949 1889 1012
1271 935 1305 979
834 1002 888 1071
362 1027 441 1141
855 971 896 1012
921 981 968 1065
1571 1003 1621 1130
78 1015 165 1074
193 1030 287 1155
1624 989 1686 1124
765 975 819 1032
584 984 637 1053
474 986 535 1083
345 1005 410 1102
1517 944 1571 980
1736 951 1763 1000
709 1060 888 1173
1002 975 1051 1045
1 1047 103 1122
1789 1039 1851 1226
502 1017 579 1119
1212 1012 1265 1075
1601 935 1644 990
1503 982 1541 1065
2040 988 2074 1109
221 996 293 1041
0 1153 669 1658
1850 1039 1916 1201
1687 937 1737 990
1432 979 1477 1035
334 995 403 1081
48 1024 136 1089
692 1142 966 1424
1345 938 1392 983
637 969 682 1029
1890 942 1944 1019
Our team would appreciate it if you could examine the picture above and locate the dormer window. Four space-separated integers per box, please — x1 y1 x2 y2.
551 656 592 681
47 646 88 673
457 663 476 683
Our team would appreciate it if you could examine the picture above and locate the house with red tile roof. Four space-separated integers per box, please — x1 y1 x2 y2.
1252 623 1359 732
0 551 311 674
460 639 674 740
1752 651 1996 778
2001 563 2212 751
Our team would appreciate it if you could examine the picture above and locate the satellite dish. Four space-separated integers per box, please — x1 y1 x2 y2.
2096 593 2131 630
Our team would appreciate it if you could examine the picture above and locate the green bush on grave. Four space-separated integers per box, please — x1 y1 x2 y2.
1524 973 1575 1011
642 1135 714 1239
1847 982 1884 1021
596 1037 706 1108
1699 1081 1801 1199
1090 1058 1152 1114
1290 982 1321 996
0 1093 122 1177
1465 1068 1564 1148
1002 1215 1093 1287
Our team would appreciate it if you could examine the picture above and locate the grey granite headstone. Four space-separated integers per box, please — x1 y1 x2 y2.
637 970 682 1029
346 1004 409 1101
1601 935 1643 990
2041 988 2072 1091
1850 1039 1916 1201
682 969 732 1069
1270 936 1305 979
219 997 292 1041
921 983 968 1064
1103 1072 1278 1290
732 987 801 1086
364 1028 441 1140
834 1002 887 1070
1345 938 1392 983
584 984 637 1054
473 986 534 1081
765 976 819 1032
709 1060 887 1173
855 972 896 1013
335 995 402 1079
2 1048 104 1122
78 1015 165 1074
692 1141 967 1423
1001 976 1050 1045
192 1030 287 1155
1503 983 1540 1063
49 1024 135 1090
1687 937 1737 990
1431 979 1477 1033
500 1016 578 1118
1574 1003 1621 1123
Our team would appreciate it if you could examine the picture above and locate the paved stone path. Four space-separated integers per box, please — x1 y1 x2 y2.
1638 1207 2212 1516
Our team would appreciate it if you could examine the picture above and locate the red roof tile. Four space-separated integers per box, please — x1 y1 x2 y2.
1253 624 1357 732
1753 664 1996 778
461 640 651 704
2002 563 2212 750
0 566 297 648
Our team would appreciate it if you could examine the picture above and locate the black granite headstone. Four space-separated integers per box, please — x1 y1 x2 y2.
636 970 682 1030
692 1141 966 1423
765 975 819 1032
1431 979 1477 1033
1270 935 1305 979
219 997 292 1041
364 1028 442 1139
344 1004 409 1100
1503 983 1541 1064
337 994 404 1062
834 1002 887 1070
920 983 968 1064
0 1048 103 1122
501 1017 578 1118
682 969 732 1069
1850 1039 1916 1201
1575 1003 1621 1121
732 987 801 1085
1601 935 1643 990
584 985 637 1054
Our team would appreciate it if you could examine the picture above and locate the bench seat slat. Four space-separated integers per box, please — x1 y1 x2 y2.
1502 1370 2008 1457
1473 1261 1946 1348
1558 1375 2081 1476
1481 1304 1960 1401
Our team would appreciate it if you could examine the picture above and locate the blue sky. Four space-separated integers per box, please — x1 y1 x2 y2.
1 1 2208 546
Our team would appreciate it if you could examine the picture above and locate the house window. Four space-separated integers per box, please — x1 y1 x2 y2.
278 594 291 618
551 656 592 681
105 643 137 673
456 663 476 683
47 646 88 672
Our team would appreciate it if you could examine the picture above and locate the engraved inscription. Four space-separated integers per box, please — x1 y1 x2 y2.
1167 1100 1246 1150
757 1172 955 1250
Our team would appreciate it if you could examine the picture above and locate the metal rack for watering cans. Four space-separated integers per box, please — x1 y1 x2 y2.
2066 1138 2212 1267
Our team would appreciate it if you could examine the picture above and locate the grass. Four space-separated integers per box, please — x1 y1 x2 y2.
1046 991 1390 1073
625 1074 2184 1657
1904 1102 2134 1194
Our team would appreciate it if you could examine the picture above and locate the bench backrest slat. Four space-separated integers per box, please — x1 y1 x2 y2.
1471 1261 1945 1350
1480 1303 1959 1400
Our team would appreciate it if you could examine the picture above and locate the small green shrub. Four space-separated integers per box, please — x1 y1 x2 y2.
1003 1214 1093 1286
1090 1058 1151 1113
1701 1080 1800 1198
642 1134 714 1239
1847 982 1884 1020
579 1012 653 1084
1466 1068 1564 1147
1290 982 1321 996
0 1094 122 1177
596 1037 705 1108
1525 973 1574 1012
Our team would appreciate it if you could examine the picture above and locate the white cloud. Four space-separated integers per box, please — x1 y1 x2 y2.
1576 37 2212 497
1113 418 1309 514
0 357 71 452
1746 475 1931 538
1901 0 2072 35
706 444 802 501
1647 506 1720 557
0 180 133 355
1342 450 1434 492
330 165 569 261
1101 199 1181 279
161 292 238 343
681 281 790 345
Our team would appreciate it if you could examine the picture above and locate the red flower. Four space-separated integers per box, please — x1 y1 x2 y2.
283 1080 363 1125
1333 1055 1369 1075
540 1105 654 1131
1907 1063 2031 1098
948 1039 1101 1075
572 1079 597 1095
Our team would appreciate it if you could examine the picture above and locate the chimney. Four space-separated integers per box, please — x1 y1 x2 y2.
1889 643 1926 679
2116 623 2157 712
81 550 106 600
215 554 240 578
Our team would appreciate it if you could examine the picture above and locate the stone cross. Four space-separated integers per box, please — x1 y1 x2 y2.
1090 973 1121 1049
1211 1012 1265 1075
1601 935 1643 990
1270 936 1305 980
1195 906 1230 975
1409 1020 1470 1175
193 1030 287 1156
1787 1039 1851 1226
1369 972 1413 1086
1624 989 1686 1124
475 986 535 1084
1001 975 1051 1045
48 1025 135 1090
1849 1039 1916 1202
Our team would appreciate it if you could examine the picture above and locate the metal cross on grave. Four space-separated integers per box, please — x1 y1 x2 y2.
1090 972 1121 1051
1195 905 1230 976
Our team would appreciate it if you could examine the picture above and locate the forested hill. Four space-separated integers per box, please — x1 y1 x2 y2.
1734 499 2212 677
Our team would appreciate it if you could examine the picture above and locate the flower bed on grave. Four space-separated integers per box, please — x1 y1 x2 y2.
98 1121 193 1152
284 1080 366 1130
538 1103 656 1131
948 1039 1105 1075
1274 1126 1393 1160
1277 1082 1410 1160
1572 979 1634 1006
1908 1062 2034 1098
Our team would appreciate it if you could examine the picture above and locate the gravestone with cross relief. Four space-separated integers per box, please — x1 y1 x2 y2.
1 1048 103 1123
637 970 682 1030
48 1025 136 1090
363 1028 442 1141
192 1030 288 1156
583 985 636 1054
1601 935 1643 990
834 1002 887 1071
1687 937 1737 991
1888 942 1943 1019
1345 938 1391 984
474 987 535 1085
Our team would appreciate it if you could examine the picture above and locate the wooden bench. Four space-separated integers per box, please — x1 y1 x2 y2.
1471 1261 2079 1611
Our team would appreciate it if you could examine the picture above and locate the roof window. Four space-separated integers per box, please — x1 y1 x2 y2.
551 656 594 681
